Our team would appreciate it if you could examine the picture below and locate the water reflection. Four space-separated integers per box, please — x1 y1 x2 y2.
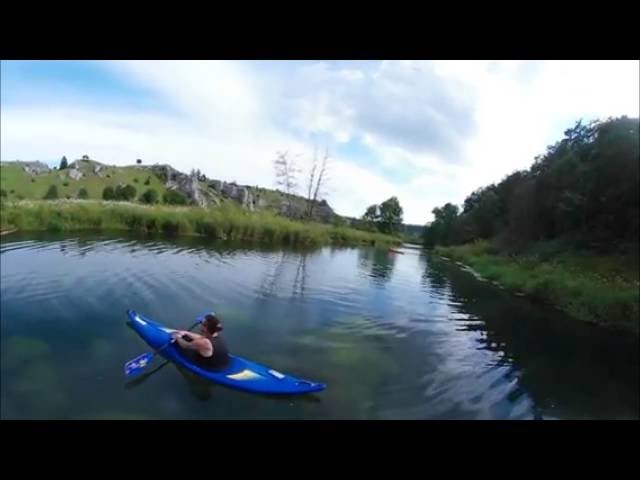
422 253 640 419
358 248 396 284
292 252 309 298
2 234 638 419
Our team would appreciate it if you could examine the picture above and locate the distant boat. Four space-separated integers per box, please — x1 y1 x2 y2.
388 248 404 254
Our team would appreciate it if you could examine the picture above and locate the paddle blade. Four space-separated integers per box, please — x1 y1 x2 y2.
124 352 155 377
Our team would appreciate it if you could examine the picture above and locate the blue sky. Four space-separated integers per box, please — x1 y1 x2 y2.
1 60 638 224
1 61 166 112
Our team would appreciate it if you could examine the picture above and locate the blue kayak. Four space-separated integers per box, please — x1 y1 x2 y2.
126 309 326 395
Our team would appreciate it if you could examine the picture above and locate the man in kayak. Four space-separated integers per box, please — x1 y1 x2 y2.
171 313 231 370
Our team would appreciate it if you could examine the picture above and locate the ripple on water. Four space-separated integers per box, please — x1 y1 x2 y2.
1 235 637 420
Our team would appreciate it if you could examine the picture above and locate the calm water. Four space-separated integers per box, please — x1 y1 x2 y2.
1 232 638 419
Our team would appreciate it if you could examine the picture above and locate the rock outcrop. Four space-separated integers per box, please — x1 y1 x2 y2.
216 181 255 210
147 164 213 207
4 161 52 176
68 168 83 180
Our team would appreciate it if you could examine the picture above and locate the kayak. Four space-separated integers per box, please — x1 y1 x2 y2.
126 309 326 395
388 248 404 254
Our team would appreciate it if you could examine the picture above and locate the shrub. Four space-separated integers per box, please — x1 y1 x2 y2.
140 188 159 204
102 186 115 201
163 189 189 205
43 185 58 200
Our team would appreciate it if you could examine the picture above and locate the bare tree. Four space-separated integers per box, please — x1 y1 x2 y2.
274 151 301 217
307 146 329 219
306 147 318 218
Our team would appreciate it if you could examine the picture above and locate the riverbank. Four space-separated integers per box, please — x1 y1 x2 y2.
0 200 400 247
435 240 639 334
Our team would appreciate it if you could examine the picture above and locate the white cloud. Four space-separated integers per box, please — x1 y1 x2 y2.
1 60 638 225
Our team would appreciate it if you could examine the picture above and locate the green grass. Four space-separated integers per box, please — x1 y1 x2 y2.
0 164 168 201
435 240 639 333
0 200 400 247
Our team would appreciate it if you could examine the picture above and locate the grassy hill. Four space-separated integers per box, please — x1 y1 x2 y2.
0 160 326 218
1 159 414 235
0 160 168 201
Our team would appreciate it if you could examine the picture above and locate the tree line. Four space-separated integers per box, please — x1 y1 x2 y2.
423 116 639 251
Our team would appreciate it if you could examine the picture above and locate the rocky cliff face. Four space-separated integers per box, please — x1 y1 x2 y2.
2 161 51 176
210 180 255 210
146 164 220 208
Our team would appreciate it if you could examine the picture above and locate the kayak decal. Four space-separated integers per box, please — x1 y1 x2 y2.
268 369 285 379
227 369 262 381
134 315 147 326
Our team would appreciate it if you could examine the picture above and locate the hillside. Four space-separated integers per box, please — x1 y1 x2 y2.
1 157 425 233
0 157 337 223
1 159 168 201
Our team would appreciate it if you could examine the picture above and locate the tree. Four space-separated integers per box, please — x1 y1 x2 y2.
420 116 639 251
357 204 380 232
306 146 330 219
163 189 189 205
136 159 142 165
378 196 403 235
274 151 301 217
59 156 68 170
358 198 403 235
78 188 89 199
102 186 115 201
423 203 459 247
44 185 59 200
306 147 318 217
468 188 500 239
140 188 159 204
362 204 380 222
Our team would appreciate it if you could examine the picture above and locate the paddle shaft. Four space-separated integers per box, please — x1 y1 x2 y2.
125 320 201 376
153 320 201 356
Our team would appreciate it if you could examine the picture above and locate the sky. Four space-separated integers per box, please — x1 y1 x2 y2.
1 60 638 224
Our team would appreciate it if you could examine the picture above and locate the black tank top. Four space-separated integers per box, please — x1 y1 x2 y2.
196 335 230 370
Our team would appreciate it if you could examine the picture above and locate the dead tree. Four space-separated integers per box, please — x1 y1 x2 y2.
274 151 300 217
307 146 329 219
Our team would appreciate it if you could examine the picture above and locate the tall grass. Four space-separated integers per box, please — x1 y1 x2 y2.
435 240 639 333
0 200 400 247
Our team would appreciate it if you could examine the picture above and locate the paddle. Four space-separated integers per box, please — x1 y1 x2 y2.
124 319 201 377
124 359 171 390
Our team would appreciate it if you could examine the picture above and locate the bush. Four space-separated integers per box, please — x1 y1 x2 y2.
62 181 69 187
140 188 159 204
133 178 139 183
31 178 36 183
144 176 151 186
163 189 189 205
44 185 59 200
115 184 137 201
0 189 6 197
78 188 89 199
102 186 115 201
